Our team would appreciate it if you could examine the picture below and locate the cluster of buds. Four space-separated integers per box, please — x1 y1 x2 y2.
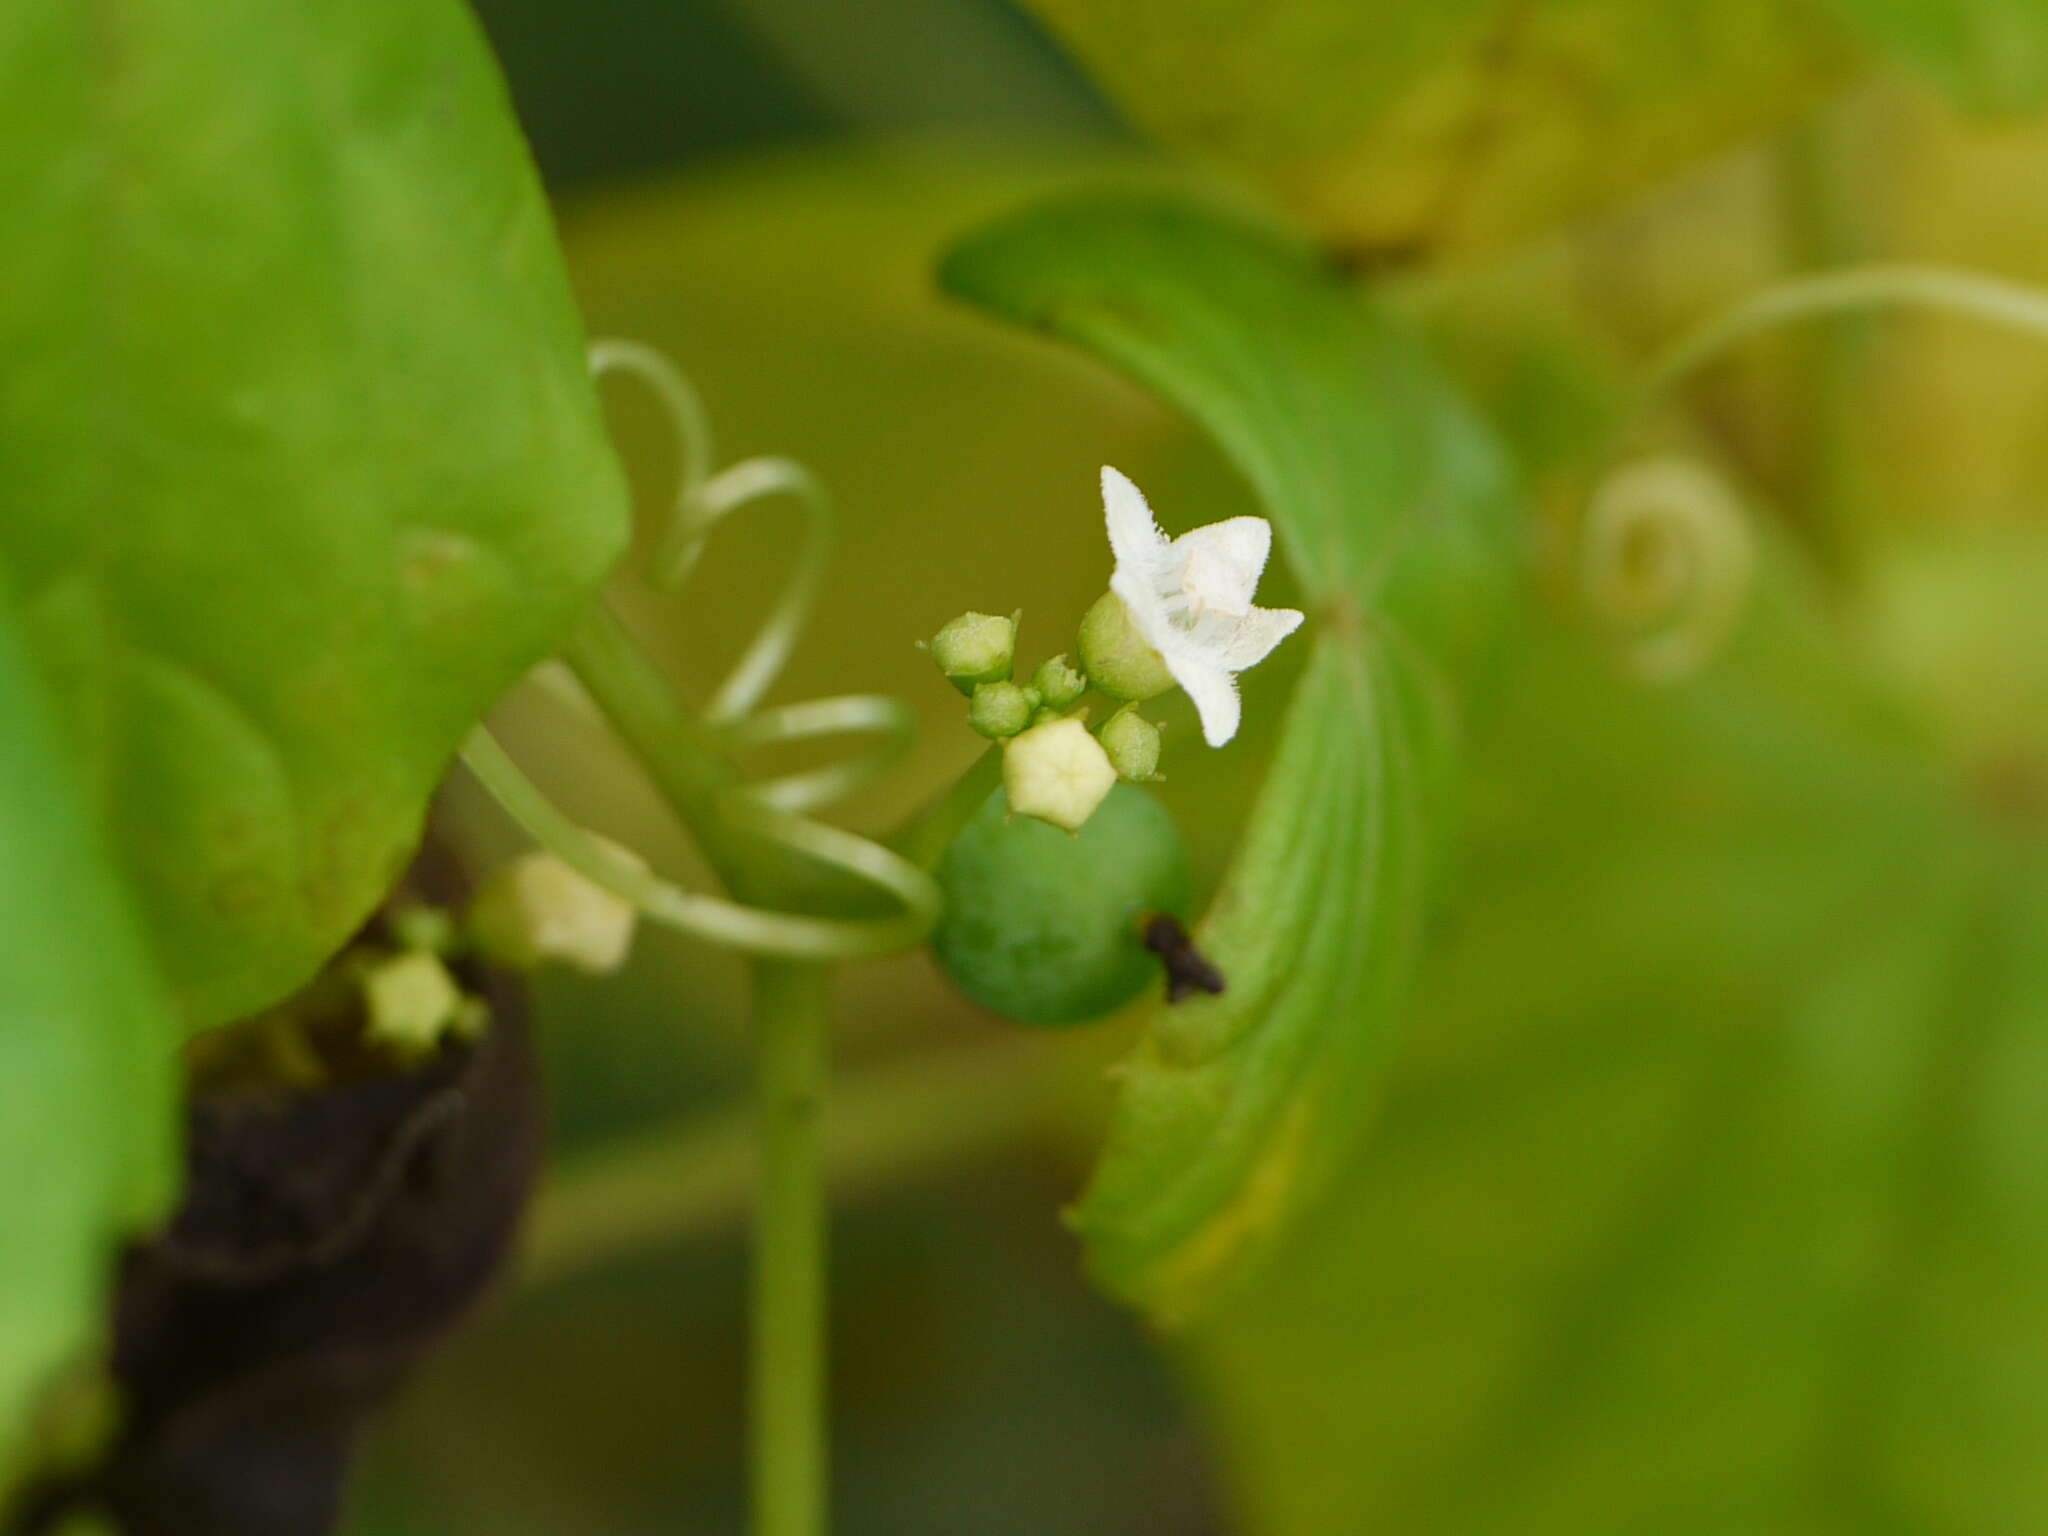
353 835 650 1060
923 610 1160 831
923 467 1303 833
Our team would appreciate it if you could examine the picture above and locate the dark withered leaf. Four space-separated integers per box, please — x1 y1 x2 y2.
10 847 543 1536
102 997 539 1536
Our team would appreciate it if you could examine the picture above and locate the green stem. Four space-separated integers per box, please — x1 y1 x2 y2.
751 961 830 1536
545 604 937 956
889 746 1001 872
520 1038 1057 1287
562 601 730 840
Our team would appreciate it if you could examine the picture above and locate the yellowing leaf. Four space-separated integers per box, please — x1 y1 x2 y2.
1013 0 1845 260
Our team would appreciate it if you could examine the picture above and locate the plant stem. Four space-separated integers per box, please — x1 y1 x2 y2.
563 602 730 838
556 605 835 1534
542 601 1012 1536
520 1038 1059 1287
888 746 1001 871
750 960 830 1536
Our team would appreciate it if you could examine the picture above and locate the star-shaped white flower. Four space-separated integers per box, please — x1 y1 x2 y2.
1100 466 1304 746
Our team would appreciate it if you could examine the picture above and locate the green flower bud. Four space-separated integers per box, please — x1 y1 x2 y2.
924 611 1016 696
1033 653 1087 710
968 680 1037 739
387 900 459 955
1077 592 1175 702
467 840 645 974
1003 717 1118 832
1098 708 1162 782
360 950 465 1059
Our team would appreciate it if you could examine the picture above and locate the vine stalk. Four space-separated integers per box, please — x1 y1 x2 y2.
750 962 830 1536
459 341 973 1536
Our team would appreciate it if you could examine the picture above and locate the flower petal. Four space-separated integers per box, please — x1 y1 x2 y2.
1217 604 1306 671
1102 466 1169 580
1095 468 1301 747
1169 516 1271 610
1167 652 1242 747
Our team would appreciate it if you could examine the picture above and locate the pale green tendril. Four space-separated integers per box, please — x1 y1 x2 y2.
587 338 835 724
1587 263 2048 682
460 730 934 960
1644 263 2048 397
715 693 918 814
458 340 939 964
1580 458 1755 684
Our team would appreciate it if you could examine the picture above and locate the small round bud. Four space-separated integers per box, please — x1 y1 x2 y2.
1098 708 1162 782
387 901 459 955
1033 653 1087 710
1003 716 1118 832
1077 592 1175 702
467 839 645 974
361 950 465 1059
968 680 1037 739
925 611 1016 696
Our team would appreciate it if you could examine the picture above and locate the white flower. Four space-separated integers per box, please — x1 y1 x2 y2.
1004 717 1118 832
1097 465 1304 746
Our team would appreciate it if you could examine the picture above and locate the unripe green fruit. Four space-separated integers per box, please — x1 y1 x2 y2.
932 784 1191 1025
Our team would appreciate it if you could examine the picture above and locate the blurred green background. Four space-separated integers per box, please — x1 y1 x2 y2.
353 2 2048 1532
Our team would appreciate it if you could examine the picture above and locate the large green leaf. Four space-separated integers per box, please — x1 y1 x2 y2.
1006 1 1843 260
0 576 177 1454
942 195 1520 1320
1189 529 2048 1532
0 0 628 1027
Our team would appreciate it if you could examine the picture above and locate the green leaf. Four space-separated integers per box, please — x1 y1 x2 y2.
1817 0 2048 114
0 0 628 1027
0 576 177 1454
942 194 1520 1320
1007 1 1844 260
1187 533 2048 1533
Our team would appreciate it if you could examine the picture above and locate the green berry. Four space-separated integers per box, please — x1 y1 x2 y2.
1099 708 1162 781
925 611 1016 696
968 680 1037 739
1033 653 1087 710
932 783 1191 1025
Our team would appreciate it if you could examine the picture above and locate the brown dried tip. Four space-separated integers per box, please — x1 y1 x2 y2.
1141 913 1226 1004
